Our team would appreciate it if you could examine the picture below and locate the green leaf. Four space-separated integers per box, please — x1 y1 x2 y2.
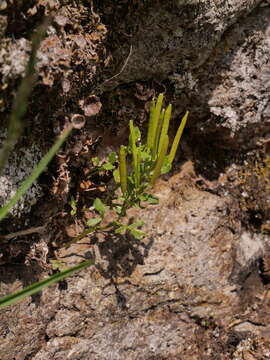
93 198 106 217
129 228 145 240
50 259 66 271
108 151 117 164
102 163 115 171
86 216 102 227
139 193 159 204
140 146 151 161
115 224 127 234
113 168 120 183
69 196 77 216
161 155 172 174
115 205 123 215
0 260 94 309
129 220 144 228
92 157 100 166
133 126 141 142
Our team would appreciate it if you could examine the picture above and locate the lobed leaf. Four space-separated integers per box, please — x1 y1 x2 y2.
86 216 102 227
93 198 106 217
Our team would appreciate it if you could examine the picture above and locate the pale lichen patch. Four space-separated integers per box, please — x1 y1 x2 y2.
0 134 43 218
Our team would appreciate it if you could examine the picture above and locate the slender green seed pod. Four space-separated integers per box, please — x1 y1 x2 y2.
147 94 164 153
168 111 189 166
158 104 172 156
129 120 138 175
150 134 169 187
153 108 165 159
147 99 156 150
136 148 141 189
151 93 164 156
119 145 127 194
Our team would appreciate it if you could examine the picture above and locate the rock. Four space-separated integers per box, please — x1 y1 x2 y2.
1 170 268 359
0 1 270 359
101 0 269 148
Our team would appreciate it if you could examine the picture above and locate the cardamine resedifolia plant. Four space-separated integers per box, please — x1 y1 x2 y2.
68 93 189 244
0 93 188 309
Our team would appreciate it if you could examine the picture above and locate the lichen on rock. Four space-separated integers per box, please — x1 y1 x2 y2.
0 131 43 218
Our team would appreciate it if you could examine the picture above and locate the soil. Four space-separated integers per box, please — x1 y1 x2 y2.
0 1 270 359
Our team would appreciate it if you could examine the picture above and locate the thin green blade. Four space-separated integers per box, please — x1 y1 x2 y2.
0 260 93 309
0 126 72 222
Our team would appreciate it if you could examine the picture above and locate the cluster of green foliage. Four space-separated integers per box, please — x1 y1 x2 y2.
0 92 188 309
67 94 189 245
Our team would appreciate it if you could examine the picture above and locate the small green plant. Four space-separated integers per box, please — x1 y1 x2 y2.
69 195 78 216
67 93 189 246
0 92 188 309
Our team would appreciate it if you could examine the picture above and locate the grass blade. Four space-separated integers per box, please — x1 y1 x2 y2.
168 111 189 166
0 126 72 222
0 19 50 175
0 260 94 309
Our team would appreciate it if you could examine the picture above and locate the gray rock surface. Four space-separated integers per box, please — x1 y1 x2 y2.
103 0 269 148
0 134 43 217
1 170 269 359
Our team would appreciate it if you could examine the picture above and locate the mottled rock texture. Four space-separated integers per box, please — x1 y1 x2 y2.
1 170 270 360
101 0 269 148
